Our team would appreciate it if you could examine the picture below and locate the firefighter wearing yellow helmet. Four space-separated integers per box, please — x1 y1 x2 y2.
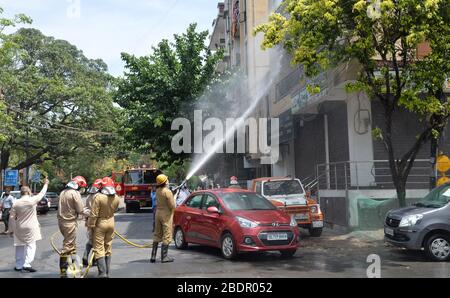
151 174 176 263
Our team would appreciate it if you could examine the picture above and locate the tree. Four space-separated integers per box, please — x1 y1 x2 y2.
116 23 223 168
0 28 119 180
0 7 32 142
255 0 450 207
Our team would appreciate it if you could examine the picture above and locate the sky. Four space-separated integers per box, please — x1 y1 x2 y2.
0 0 219 76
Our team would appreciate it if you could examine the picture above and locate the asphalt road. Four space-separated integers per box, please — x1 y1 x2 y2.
0 209 448 278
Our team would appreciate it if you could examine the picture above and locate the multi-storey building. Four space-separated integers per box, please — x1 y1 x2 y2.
210 1 450 229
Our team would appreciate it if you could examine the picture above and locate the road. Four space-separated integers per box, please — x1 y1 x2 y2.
0 209 448 278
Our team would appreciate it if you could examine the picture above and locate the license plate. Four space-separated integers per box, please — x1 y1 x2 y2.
267 233 288 241
312 221 324 228
295 213 309 220
385 228 394 236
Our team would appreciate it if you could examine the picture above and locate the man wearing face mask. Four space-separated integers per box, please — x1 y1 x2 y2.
10 178 49 273
57 176 88 278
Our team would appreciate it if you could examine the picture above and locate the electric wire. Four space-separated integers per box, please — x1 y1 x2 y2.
5 104 117 136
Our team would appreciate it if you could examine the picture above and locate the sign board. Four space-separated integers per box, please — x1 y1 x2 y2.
4 170 19 187
278 109 294 144
437 155 450 173
32 171 41 183
292 71 329 115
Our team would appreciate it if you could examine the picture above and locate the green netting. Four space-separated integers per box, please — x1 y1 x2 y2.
357 197 393 230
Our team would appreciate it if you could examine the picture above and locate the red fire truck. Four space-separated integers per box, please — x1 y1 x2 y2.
113 168 162 213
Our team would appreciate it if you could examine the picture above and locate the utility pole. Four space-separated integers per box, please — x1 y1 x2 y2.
430 89 447 190
25 128 30 186
430 138 438 191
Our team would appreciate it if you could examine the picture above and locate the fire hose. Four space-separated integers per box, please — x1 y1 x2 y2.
50 231 95 279
50 230 153 278
49 181 186 277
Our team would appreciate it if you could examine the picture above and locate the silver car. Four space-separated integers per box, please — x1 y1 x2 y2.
384 184 450 261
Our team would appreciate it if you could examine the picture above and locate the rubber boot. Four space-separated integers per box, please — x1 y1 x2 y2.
161 244 174 263
105 256 111 278
59 255 69 278
96 257 107 278
150 242 159 263
82 242 92 267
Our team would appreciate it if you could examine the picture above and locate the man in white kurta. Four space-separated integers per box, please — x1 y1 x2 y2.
9 178 49 273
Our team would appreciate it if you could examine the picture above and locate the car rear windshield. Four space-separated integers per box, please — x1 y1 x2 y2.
415 185 450 208
220 193 276 211
263 180 304 196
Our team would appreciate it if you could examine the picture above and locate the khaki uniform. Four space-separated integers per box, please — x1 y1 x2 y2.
84 194 97 245
57 189 84 255
153 187 176 245
87 194 120 260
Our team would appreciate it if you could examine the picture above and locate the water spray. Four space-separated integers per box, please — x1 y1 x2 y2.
182 48 284 186
184 95 264 183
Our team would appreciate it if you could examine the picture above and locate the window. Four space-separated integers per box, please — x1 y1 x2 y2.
186 195 204 209
255 182 262 195
202 195 221 210
220 193 276 211
263 180 304 196
124 169 162 185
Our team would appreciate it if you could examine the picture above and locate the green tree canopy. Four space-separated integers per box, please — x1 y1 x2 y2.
116 23 223 168
255 0 450 207
0 28 119 179
0 7 32 142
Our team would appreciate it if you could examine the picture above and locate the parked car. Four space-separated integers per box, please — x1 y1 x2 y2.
173 189 300 260
37 196 50 215
251 177 324 237
45 192 60 210
384 183 450 261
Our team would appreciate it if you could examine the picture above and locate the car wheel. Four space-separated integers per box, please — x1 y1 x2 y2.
309 228 323 237
174 227 188 250
280 249 297 258
425 234 450 262
221 233 237 260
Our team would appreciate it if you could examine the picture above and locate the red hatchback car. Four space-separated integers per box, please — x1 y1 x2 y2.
173 189 300 259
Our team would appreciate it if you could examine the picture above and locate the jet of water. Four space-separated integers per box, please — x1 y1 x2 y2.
184 47 284 183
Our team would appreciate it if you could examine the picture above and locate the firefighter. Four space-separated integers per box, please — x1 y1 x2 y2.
87 177 120 278
57 176 87 278
82 179 103 267
229 176 242 189
151 174 175 263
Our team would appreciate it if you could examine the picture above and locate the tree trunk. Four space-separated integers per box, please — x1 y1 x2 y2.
396 178 407 208
1 149 10 173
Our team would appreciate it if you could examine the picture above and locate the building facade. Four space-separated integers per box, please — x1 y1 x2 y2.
209 0 450 229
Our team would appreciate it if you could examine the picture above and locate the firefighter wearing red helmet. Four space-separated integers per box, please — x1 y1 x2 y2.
87 177 120 278
82 179 103 267
57 176 88 277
